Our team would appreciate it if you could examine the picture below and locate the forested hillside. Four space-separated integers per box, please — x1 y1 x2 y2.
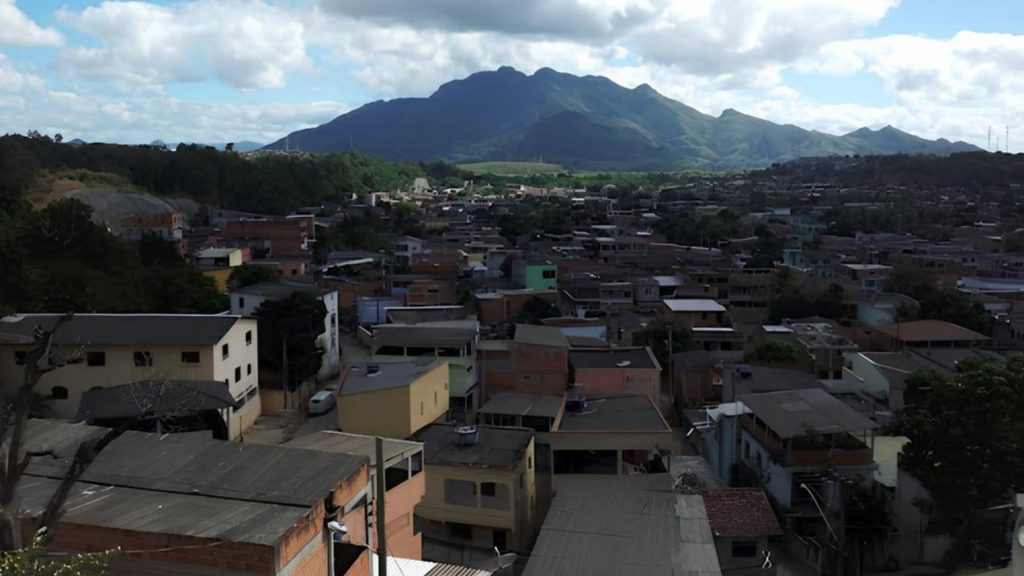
0 135 424 214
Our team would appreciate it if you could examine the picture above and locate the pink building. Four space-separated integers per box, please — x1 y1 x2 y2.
569 347 662 400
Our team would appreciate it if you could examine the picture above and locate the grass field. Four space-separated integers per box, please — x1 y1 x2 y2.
456 161 565 176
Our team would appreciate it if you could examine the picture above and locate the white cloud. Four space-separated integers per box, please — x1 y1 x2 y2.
0 53 43 92
0 0 63 47
58 0 311 90
318 0 663 41
0 71 345 143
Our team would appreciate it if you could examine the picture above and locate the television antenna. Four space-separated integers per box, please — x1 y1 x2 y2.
482 547 517 572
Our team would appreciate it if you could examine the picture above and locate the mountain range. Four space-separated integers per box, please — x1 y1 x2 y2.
266 67 980 171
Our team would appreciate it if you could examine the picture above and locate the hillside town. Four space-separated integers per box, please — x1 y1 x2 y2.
4 165 1024 576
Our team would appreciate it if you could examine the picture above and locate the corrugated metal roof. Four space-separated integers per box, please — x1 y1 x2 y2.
17 477 306 546
24 420 367 508
523 475 721 576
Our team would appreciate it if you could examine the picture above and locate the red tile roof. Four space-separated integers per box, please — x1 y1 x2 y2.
703 489 782 538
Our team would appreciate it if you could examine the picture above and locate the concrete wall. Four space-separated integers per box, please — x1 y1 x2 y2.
337 364 448 438
740 428 794 509
715 536 774 576
480 344 567 401
416 438 535 552
574 367 660 400
524 264 558 291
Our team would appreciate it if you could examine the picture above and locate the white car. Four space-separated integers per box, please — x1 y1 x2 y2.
308 384 337 415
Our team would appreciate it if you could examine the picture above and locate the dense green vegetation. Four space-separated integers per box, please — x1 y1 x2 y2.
765 151 1024 189
266 67 976 171
456 161 565 175
0 135 424 214
890 267 990 333
894 356 1024 520
0 199 226 314
253 293 327 390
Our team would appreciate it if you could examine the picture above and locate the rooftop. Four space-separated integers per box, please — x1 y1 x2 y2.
875 320 989 343
737 388 879 439
369 321 478 349
663 299 727 313
0 314 243 347
340 360 445 395
513 324 569 348
478 393 563 419
231 278 332 298
733 366 823 395
523 474 721 576
416 424 533 469
195 247 240 258
569 347 661 371
77 380 237 421
284 431 422 468
24 420 367 508
17 477 308 547
702 489 782 538
556 395 669 432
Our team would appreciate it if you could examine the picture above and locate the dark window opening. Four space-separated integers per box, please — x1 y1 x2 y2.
732 541 757 558
14 351 27 366
133 351 153 367
86 351 105 367
50 386 69 400
234 366 242 382
182 351 200 363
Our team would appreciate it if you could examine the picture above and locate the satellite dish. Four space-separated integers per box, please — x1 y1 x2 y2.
481 546 517 572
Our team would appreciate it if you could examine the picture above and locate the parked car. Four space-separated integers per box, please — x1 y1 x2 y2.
308 384 337 415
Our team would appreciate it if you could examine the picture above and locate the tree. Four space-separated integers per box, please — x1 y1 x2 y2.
515 297 560 325
0 317 128 551
254 293 327 390
746 340 805 364
228 263 280 290
893 356 1024 521
632 321 692 368
0 531 114 575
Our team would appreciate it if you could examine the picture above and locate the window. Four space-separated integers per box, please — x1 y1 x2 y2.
247 363 252 375
245 330 253 345
420 401 424 415
221 343 229 359
182 351 200 364
732 541 757 558
234 366 242 382
133 351 153 367
14 351 27 366
434 390 438 406
237 296 245 309
86 351 105 367
542 269 556 279
245 386 258 401
50 386 69 400
528 456 533 470
481 482 496 497
480 482 510 511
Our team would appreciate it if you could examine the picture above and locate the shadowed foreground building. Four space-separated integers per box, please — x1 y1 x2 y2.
18 420 370 576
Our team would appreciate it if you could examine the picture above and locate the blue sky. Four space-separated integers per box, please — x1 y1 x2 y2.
1 0 1021 150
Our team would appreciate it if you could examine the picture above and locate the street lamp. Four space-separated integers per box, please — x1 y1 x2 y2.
799 482 838 544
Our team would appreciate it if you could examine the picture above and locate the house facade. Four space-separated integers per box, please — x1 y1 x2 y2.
337 361 450 439
0 314 261 440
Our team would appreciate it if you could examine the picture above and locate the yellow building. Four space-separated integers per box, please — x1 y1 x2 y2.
195 247 250 293
414 424 537 565
0 314 261 440
337 360 450 439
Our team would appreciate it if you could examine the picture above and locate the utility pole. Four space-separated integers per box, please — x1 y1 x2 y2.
281 335 289 410
376 436 387 576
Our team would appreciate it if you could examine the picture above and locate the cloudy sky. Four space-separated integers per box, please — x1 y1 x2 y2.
2 0 1022 150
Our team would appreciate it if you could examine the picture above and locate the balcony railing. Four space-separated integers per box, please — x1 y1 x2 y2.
741 416 874 468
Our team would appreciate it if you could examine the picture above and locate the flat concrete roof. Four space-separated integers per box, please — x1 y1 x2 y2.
416 424 533 469
738 388 880 438
478 393 563 419
557 395 669 432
